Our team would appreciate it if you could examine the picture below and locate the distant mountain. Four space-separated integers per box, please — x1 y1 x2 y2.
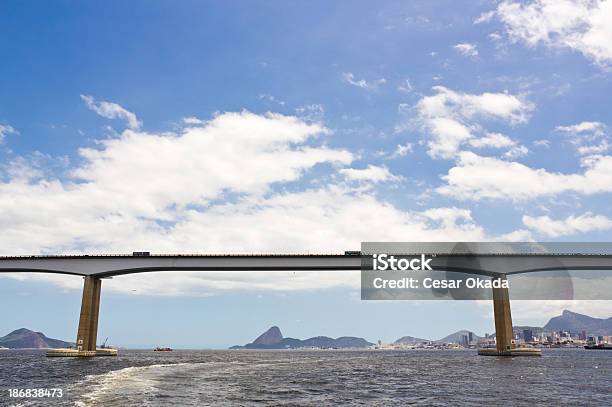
0 328 73 349
435 330 481 344
394 335 428 345
543 310 612 336
252 326 283 345
231 326 373 349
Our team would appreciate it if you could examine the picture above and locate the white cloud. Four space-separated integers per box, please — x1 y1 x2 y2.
341 72 386 90
556 121 605 135
390 143 413 158
182 116 205 125
468 132 516 149
425 117 474 158
467 132 528 159
522 213 612 237
417 86 532 127
503 144 529 159
533 139 551 148
497 229 533 242
295 104 325 123
576 141 610 156
453 42 479 58
556 121 609 155
494 0 612 67
438 151 612 200
474 10 496 24
0 124 17 143
257 93 285 106
0 111 353 251
397 79 413 93
80 95 142 129
339 165 400 183
415 86 533 158
489 32 503 41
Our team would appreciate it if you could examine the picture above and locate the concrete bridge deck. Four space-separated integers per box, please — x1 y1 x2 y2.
1 251 611 356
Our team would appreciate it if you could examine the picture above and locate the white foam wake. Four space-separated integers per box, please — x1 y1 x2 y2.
73 362 196 407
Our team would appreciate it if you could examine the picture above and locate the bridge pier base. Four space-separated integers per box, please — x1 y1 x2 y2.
75 276 101 354
492 278 513 355
479 279 540 356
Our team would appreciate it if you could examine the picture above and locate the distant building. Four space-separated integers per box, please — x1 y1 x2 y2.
523 329 533 342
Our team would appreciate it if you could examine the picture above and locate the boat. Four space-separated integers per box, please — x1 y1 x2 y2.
154 347 173 351
0 346 9 350
584 343 612 350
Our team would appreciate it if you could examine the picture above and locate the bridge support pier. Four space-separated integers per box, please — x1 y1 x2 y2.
492 277 513 355
75 276 101 353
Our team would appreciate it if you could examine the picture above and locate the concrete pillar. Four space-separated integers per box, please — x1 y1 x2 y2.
76 276 101 352
492 276 513 354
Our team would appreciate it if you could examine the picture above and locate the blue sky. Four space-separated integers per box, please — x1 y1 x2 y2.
1 0 612 347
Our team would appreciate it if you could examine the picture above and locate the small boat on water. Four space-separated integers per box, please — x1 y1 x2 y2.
154 347 173 352
0 346 9 350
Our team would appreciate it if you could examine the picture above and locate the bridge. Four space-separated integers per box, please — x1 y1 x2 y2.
1 251 611 356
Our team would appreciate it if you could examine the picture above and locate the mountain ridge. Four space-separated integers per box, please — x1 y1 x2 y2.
0 328 73 349
543 310 611 335
231 327 373 349
394 310 610 344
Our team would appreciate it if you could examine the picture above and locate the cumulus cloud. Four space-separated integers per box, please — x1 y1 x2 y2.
0 124 17 143
339 165 400 183
415 86 533 159
0 111 353 251
81 95 142 129
523 213 612 237
341 72 386 90
437 151 612 200
453 42 479 57
493 0 612 67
